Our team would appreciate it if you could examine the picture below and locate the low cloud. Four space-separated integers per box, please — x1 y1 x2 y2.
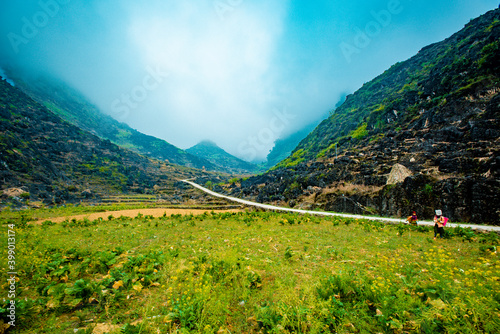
1 0 498 161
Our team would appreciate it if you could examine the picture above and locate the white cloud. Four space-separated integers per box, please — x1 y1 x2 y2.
120 1 289 159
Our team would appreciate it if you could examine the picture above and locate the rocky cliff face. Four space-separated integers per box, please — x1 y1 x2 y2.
218 9 500 224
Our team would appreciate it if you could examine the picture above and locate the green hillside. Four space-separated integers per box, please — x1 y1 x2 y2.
281 9 500 166
0 78 216 205
6 74 217 171
265 123 322 168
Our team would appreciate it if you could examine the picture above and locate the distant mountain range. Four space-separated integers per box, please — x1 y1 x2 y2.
5 73 308 174
186 140 261 174
224 8 500 224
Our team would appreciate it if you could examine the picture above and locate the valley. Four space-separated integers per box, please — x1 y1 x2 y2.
0 5 499 334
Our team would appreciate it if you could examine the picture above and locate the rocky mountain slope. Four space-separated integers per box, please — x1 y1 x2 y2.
0 78 217 206
222 8 500 224
186 140 260 174
5 73 218 171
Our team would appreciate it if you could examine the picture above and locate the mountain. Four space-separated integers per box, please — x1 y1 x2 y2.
4 72 218 171
186 140 260 174
0 77 217 205
222 8 500 224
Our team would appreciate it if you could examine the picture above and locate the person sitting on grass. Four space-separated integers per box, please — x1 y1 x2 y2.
433 209 445 239
407 211 418 225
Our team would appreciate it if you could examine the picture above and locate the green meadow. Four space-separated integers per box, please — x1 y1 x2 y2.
1 210 499 333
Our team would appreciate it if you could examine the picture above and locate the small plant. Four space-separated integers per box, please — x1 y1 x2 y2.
42 220 56 227
327 248 343 259
120 323 141 334
246 271 262 289
243 216 252 226
451 226 476 242
396 223 409 236
479 245 497 254
423 183 433 196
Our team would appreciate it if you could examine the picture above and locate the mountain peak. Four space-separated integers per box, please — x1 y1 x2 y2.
194 140 219 148
187 141 261 174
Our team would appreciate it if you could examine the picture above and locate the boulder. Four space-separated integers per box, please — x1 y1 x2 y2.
386 164 413 185
81 189 93 198
2 188 28 198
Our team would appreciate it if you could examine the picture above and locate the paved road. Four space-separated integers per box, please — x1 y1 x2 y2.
182 180 500 233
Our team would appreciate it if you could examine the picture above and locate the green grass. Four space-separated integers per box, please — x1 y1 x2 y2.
349 122 368 140
1 211 499 333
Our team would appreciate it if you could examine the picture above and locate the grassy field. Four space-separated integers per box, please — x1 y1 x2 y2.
1 209 499 333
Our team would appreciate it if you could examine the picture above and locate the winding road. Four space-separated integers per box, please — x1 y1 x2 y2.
182 179 500 233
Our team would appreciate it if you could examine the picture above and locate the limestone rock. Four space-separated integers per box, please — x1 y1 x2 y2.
386 164 413 185
2 188 28 198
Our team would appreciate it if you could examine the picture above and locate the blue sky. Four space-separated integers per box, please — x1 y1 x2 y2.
0 0 498 161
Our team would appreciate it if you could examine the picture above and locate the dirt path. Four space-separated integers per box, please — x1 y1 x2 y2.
31 208 242 225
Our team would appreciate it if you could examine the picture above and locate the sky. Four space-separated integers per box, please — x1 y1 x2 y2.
0 0 498 162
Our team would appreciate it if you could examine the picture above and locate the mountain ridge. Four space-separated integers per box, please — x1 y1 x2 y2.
3 72 219 172
283 9 499 164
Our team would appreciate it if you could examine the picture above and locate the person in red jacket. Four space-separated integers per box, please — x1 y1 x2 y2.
407 211 418 225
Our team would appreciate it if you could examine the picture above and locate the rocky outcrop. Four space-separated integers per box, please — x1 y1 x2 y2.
386 164 413 185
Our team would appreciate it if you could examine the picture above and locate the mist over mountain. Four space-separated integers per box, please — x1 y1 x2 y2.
1 1 497 160
4 72 220 171
0 76 218 205
222 8 500 224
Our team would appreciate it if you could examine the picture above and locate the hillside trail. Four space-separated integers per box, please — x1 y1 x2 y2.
31 208 241 225
182 180 500 233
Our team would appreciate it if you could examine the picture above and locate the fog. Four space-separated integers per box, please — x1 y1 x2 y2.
0 0 497 161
